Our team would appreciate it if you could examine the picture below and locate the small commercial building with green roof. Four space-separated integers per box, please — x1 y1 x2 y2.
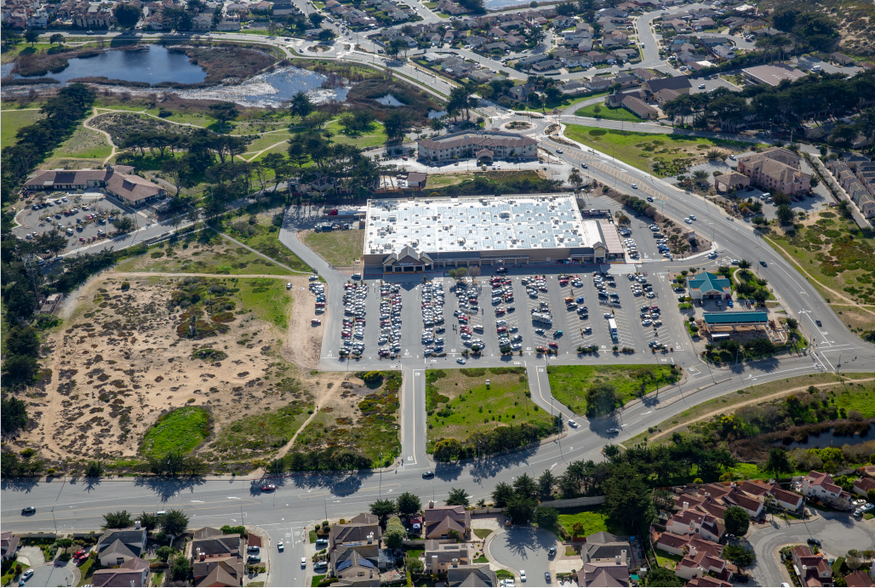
703 311 768 326
688 272 732 300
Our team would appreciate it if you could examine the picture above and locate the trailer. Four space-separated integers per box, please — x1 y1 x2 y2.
532 312 553 325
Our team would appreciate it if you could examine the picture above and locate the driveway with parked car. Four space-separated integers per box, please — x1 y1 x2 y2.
488 526 562 585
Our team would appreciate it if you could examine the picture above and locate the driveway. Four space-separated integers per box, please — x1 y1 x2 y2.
748 511 875 587
488 526 561 585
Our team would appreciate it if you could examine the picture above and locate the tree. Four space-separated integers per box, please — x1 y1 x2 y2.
156 546 174 562
738 259 751 270
383 111 411 141
1 397 28 433
24 29 39 47
169 555 192 582
434 438 462 461
49 33 65 46
84 461 103 477
646 567 683 587
604 463 653 532
538 470 556 500
289 91 314 121
568 168 585 192
446 487 470 507
406 556 424 574
396 492 421 516
723 505 750 537
785 318 798 330
512 473 538 501
384 515 407 549
139 511 160 531
533 506 558 528
752 289 770 305
160 509 190 544
505 493 537 524
104 510 134 528
491 481 514 507
775 204 795 225
113 3 143 28
765 447 794 481
208 102 239 129
112 216 135 235
3 355 38 381
723 544 756 570
370 498 396 521
584 383 620 417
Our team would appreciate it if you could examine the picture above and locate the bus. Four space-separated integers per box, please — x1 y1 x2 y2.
608 318 618 340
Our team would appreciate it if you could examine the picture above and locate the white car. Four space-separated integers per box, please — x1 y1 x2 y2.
631 183 638 189
520 570 526 582
301 557 307 568
457 358 467 364
684 218 692 224
278 540 284 551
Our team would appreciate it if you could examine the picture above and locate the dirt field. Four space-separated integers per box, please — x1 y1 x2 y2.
11 268 326 463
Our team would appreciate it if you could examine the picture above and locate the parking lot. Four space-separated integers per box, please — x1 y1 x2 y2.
328 260 691 362
13 193 144 254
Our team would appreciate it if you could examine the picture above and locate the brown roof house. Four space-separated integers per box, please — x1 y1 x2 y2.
423 502 471 540
665 507 724 543
801 470 853 510
853 476 875 498
791 545 832 587
578 561 631 587
845 571 875 587
91 557 150 588
329 513 382 551
424 540 471 574
96 528 148 568
24 165 166 208
331 547 380 586
190 528 244 587
1 532 20 562
714 171 750 193
736 146 811 196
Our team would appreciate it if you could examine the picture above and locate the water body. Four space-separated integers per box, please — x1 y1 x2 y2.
375 94 404 106
779 425 875 450
14 45 207 84
175 66 349 107
485 0 535 9
429 109 449 119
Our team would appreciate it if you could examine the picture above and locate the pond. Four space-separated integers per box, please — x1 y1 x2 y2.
375 94 405 107
485 0 533 9
779 425 875 450
14 45 207 84
429 109 448 119
174 66 350 107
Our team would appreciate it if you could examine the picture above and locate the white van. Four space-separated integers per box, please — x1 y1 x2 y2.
472 324 484 332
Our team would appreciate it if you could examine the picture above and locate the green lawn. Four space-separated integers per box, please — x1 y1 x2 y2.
114 236 291 276
293 371 401 466
244 131 295 155
311 575 326 586
301 229 364 267
547 365 681 415
236 278 292 329
557 506 622 537
51 125 112 160
140 406 212 458
574 103 643 122
211 401 312 457
518 91 610 113
222 219 313 273
1 109 44 149
655 548 682 569
143 108 216 128
563 125 752 177
473 528 493 539
425 367 553 449
325 120 388 149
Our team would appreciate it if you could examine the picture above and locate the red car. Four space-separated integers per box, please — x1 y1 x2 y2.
548 342 559 349
496 326 507 333
262 484 276 492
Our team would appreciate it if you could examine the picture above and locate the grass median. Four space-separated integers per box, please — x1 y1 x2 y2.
547 365 681 416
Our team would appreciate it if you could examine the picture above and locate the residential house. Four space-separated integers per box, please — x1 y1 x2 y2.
656 532 722 559
447 564 498 587
768 485 805 513
329 513 382 550
332 548 380 586
424 540 470 574
654 88 682 107
852 477 875 498
722 487 765 519
711 44 736 60
191 530 241 561
96 528 148 567
1 532 19 562
801 470 853 510
91 557 150 588
191 13 212 29
532 59 562 72
676 541 731 583
508 84 534 101
845 571 875 587
602 30 630 48
830 52 856 66
736 147 811 196
791 545 833 587
665 508 724 543
632 68 659 82
194 560 244 587
578 562 631 587
687 578 733 587
643 75 692 96
423 503 471 540
582 532 631 565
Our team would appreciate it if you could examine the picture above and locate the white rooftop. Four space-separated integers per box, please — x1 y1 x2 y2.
364 194 604 256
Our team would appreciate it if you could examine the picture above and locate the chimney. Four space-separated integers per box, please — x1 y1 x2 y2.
682 501 689 511
452 558 459 568
704 492 710 498
367 533 374 544
429 500 435 509
689 546 697 557
621 549 627 562
135 520 141 529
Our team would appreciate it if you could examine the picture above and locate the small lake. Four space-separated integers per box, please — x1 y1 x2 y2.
14 45 207 84
375 94 404 106
429 109 448 119
485 0 534 9
779 425 875 450
175 66 349 107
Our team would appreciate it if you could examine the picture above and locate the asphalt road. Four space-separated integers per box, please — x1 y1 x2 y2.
488 526 560 583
